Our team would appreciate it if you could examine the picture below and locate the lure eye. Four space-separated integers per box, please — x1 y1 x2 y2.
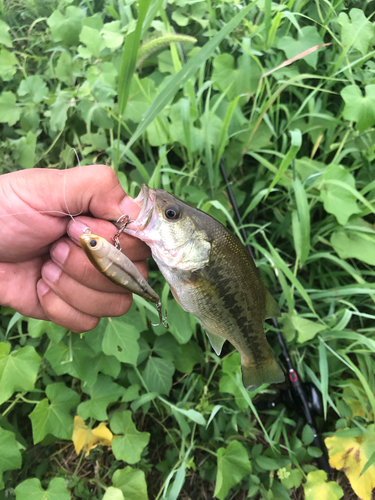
165 206 180 220
89 239 97 248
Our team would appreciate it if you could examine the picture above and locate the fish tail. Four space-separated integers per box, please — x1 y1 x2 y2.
241 353 284 391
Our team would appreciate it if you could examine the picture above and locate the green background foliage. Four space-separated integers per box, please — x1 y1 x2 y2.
1 0 375 498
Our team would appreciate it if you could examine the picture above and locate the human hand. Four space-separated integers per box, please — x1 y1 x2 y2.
0 165 150 332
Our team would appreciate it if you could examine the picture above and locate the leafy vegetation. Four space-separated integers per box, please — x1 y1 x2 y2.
1 0 375 498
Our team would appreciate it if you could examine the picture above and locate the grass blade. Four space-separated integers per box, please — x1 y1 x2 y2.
319 339 329 420
115 0 152 169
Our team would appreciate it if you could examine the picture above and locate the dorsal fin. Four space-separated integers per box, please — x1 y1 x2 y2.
265 289 280 319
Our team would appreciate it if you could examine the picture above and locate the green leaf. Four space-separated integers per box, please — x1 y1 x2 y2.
79 26 106 57
55 52 81 87
154 334 178 360
321 164 360 225
102 319 140 365
212 52 261 102
0 48 18 81
159 396 207 426
308 446 323 458
256 455 282 471
110 410 150 464
278 465 303 490
101 21 123 50
78 374 124 421
27 319 67 342
15 478 70 500
0 428 22 487
214 440 251 500
174 341 202 374
29 383 80 444
112 467 149 500
45 334 102 386
338 8 375 56
302 424 315 446
303 470 343 500
291 316 326 343
278 26 324 68
50 90 74 132
0 20 12 47
219 352 247 410
18 76 47 103
331 224 375 266
167 300 194 344
142 357 175 395
123 77 156 123
14 131 37 169
0 343 41 405
47 7 83 46
103 487 125 500
341 85 375 132
0 91 21 126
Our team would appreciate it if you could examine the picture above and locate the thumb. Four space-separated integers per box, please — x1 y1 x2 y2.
12 165 140 222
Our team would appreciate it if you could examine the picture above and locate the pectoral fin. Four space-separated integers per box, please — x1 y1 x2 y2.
265 289 280 319
205 331 226 355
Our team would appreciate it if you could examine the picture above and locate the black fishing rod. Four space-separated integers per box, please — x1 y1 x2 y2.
164 5 331 474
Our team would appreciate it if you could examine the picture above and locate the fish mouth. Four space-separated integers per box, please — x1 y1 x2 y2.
127 184 155 233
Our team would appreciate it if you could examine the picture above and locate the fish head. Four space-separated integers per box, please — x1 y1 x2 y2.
79 233 109 258
126 185 211 270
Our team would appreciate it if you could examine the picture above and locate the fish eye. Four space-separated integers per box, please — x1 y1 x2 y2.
89 239 97 248
165 205 180 220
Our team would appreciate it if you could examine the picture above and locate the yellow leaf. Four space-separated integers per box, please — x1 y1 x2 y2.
72 416 113 456
342 380 374 420
325 425 375 500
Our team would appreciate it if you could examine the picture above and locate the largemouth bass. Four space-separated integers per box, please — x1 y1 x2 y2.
123 185 284 390
80 233 160 304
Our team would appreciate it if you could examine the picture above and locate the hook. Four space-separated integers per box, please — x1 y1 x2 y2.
112 214 134 251
151 301 169 328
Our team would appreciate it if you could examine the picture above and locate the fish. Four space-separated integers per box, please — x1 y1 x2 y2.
122 185 285 390
79 233 160 304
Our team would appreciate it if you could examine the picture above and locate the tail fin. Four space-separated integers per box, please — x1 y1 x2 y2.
241 355 284 391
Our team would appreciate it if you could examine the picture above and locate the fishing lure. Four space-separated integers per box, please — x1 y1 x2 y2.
79 227 168 327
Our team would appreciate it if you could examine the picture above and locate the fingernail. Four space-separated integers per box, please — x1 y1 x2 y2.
43 262 62 283
51 241 70 265
119 196 140 220
37 279 50 297
68 220 91 243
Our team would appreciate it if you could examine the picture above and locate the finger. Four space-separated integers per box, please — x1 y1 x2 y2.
8 165 142 222
0 259 49 320
50 237 149 293
66 217 151 260
37 279 99 333
41 260 134 317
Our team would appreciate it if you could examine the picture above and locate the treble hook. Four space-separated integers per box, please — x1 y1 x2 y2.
151 301 169 328
112 214 134 251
